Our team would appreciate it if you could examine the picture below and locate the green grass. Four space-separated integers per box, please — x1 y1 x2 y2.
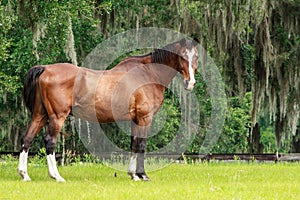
1 161 299 200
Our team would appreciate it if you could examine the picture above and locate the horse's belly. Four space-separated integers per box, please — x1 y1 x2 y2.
94 83 134 122
72 67 133 122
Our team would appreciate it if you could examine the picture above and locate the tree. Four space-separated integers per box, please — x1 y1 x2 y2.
185 0 300 152
0 0 299 154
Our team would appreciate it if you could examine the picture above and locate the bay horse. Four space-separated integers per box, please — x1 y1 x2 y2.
18 38 198 182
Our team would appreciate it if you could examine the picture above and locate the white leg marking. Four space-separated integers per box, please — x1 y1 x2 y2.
18 150 31 181
47 153 66 182
128 153 140 181
186 49 196 90
128 153 137 173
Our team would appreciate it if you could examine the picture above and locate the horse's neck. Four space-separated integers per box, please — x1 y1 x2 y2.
155 51 180 70
146 53 179 86
146 63 178 87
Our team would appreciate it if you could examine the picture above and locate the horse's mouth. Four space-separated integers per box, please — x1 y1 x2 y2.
184 80 195 91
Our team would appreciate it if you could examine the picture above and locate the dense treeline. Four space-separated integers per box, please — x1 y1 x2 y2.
0 0 299 154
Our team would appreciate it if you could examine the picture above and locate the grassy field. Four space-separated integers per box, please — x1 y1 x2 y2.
0 161 299 200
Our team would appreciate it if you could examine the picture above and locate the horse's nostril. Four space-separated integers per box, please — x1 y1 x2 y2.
184 80 189 88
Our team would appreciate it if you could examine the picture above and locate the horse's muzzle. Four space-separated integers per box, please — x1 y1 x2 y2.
184 80 195 91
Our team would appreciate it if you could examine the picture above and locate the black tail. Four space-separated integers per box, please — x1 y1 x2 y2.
23 66 45 113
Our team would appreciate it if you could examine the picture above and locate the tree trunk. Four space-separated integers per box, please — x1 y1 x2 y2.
291 128 300 153
248 123 263 153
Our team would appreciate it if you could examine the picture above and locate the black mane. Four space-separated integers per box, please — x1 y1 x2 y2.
151 41 179 64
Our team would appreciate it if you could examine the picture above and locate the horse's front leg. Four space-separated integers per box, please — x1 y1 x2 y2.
18 149 31 181
128 120 151 181
136 137 150 181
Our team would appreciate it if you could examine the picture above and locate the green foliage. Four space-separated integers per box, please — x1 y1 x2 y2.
30 147 47 166
0 1 15 62
260 126 276 153
213 93 252 153
185 73 212 153
233 155 240 161
272 26 293 50
147 98 181 152
241 43 255 80
66 153 101 165
0 71 20 94
0 153 17 163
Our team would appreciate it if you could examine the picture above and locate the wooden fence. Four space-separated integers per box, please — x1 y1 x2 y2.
1 152 300 162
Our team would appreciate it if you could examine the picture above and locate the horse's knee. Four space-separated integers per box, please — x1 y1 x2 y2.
21 134 34 151
44 135 57 155
137 138 147 153
131 136 147 153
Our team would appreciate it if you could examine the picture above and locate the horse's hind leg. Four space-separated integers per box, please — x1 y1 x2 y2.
44 115 68 182
18 113 48 181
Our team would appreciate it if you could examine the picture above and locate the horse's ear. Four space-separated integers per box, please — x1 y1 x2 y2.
190 33 199 46
192 37 199 46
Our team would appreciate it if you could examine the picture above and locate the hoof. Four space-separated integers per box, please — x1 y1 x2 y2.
49 174 66 182
18 169 31 182
55 177 66 183
56 178 66 183
22 176 32 182
48 172 66 182
128 172 141 181
137 173 151 181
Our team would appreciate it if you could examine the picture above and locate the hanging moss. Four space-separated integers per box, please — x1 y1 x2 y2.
64 14 78 66
32 21 46 60
188 0 299 149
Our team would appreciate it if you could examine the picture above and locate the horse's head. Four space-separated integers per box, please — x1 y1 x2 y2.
177 38 198 91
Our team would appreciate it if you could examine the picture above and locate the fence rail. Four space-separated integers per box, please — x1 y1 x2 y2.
1 152 300 162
